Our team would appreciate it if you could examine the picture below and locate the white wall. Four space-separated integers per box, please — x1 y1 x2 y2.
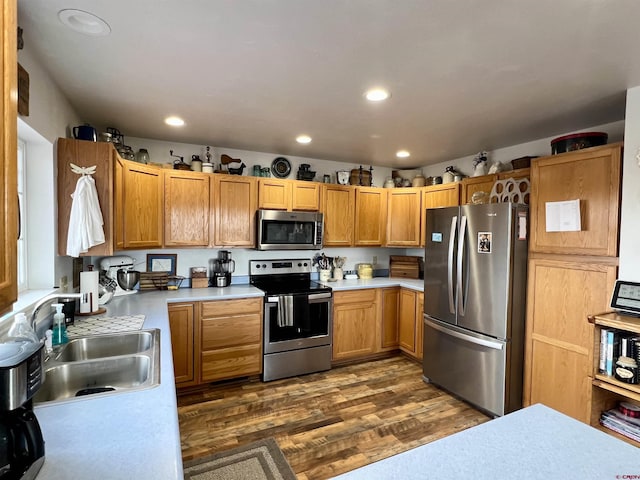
618 87 640 281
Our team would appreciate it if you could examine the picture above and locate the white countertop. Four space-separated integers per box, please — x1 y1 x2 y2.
33 284 264 480
32 279 417 479
333 403 640 479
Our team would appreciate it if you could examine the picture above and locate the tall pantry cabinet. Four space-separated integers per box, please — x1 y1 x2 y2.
523 143 622 423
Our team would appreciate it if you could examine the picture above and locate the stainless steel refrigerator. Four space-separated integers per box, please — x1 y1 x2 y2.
422 202 528 417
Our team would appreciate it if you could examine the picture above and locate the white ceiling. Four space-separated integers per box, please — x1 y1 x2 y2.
17 0 640 168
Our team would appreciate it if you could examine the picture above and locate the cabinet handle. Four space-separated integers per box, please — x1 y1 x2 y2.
17 195 21 240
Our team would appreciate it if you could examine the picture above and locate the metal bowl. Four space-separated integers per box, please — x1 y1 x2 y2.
117 269 140 291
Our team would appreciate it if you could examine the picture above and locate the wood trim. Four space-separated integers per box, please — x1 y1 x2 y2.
530 332 590 356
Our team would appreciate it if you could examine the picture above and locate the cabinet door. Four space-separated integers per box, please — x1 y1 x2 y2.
386 188 422 247
212 175 257 247
399 289 417 355
57 138 115 256
381 288 399 349
168 303 195 386
322 185 355 247
292 182 320 211
461 175 497 204
332 289 377 360
530 144 622 256
164 170 210 246
416 292 424 360
0 0 17 314
421 183 460 247
355 187 387 246
120 159 163 248
524 257 617 422
258 178 291 210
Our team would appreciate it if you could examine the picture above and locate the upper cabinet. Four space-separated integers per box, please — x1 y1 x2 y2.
0 0 17 314
386 188 422 247
461 174 497 204
257 178 320 211
322 184 355 247
354 187 387 246
421 183 460 247
530 143 622 256
212 175 257 247
57 138 116 256
117 158 164 249
164 170 210 247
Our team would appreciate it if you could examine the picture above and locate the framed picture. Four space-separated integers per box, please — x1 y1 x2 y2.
147 254 177 276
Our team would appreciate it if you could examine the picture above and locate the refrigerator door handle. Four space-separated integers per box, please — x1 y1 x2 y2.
447 215 457 314
457 215 467 316
425 316 504 350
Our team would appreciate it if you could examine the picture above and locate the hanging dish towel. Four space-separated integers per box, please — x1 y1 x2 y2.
66 174 105 257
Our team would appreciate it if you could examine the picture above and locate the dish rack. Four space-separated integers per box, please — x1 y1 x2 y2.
139 272 185 291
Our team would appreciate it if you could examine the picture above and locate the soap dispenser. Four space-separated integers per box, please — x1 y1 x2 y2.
51 303 68 347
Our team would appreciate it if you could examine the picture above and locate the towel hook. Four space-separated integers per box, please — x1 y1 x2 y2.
70 163 97 176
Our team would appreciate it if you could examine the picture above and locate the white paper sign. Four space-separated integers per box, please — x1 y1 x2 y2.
545 199 581 232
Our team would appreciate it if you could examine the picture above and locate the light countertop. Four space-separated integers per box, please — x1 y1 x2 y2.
332 403 640 479
320 277 424 292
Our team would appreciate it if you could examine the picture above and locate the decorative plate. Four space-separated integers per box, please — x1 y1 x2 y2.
271 157 291 178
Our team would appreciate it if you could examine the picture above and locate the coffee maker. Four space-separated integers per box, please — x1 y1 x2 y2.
0 341 46 479
209 251 235 287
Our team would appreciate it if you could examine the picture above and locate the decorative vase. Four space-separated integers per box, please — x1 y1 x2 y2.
319 269 331 282
333 268 343 280
473 162 488 177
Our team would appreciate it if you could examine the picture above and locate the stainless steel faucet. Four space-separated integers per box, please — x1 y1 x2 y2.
30 293 83 332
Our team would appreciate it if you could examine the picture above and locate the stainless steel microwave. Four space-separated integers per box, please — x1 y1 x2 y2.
256 210 323 250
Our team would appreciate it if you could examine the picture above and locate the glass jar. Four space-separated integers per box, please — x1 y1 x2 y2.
136 148 150 164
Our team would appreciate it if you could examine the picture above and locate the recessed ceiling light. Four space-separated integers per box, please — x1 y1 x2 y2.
396 150 411 158
296 135 312 144
365 88 391 102
58 9 111 36
164 116 185 127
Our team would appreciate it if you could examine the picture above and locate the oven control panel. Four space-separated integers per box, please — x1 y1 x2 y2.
249 259 312 276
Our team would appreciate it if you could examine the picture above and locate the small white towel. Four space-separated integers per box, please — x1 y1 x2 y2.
66 174 105 257
277 295 294 328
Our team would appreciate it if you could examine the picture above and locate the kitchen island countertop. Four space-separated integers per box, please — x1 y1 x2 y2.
33 284 264 480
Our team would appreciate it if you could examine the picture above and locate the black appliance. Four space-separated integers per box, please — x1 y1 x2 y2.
0 342 46 480
250 259 332 381
209 250 235 287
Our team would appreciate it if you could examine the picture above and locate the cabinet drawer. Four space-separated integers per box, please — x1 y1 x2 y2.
201 314 262 350
334 289 377 305
201 345 262 382
201 297 262 318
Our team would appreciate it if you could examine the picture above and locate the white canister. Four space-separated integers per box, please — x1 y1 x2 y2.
319 269 331 282
191 159 202 172
202 163 214 173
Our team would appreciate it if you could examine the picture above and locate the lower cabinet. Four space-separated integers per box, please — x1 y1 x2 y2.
167 303 196 387
380 288 399 350
332 289 379 361
199 297 263 383
399 288 424 360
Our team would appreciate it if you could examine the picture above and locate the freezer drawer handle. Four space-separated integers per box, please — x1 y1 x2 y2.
425 317 504 350
448 215 457 314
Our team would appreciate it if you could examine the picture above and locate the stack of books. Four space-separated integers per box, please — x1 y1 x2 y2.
598 328 640 383
600 403 640 443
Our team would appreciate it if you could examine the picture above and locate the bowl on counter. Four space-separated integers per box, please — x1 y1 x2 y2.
117 269 140 291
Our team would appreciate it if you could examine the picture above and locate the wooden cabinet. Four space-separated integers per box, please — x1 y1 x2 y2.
199 297 263 383
461 174 497 204
416 292 424 360
258 178 320 211
497 167 530 181
530 143 622 257
386 188 422 247
57 138 116 256
164 170 210 246
354 187 387 246
332 289 379 361
212 175 257 247
117 158 164 249
380 288 399 350
589 312 640 447
168 303 195 387
421 183 460 247
322 184 355 247
399 289 417 355
524 257 617 423
0 0 17 314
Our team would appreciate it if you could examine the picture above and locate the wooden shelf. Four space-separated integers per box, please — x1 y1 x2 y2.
591 311 640 333
593 423 640 447
593 377 640 402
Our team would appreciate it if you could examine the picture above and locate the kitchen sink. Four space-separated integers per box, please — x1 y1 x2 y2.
33 329 160 405
55 330 154 362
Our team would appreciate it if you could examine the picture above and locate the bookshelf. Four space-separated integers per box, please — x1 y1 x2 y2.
588 312 640 447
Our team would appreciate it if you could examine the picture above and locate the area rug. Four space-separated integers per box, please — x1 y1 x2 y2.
183 438 297 480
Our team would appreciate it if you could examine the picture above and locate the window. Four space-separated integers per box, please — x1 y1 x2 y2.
17 139 27 292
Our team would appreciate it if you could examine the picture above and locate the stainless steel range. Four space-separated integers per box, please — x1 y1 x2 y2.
249 259 332 382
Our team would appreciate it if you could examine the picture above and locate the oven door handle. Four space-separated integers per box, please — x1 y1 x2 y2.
266 292 332 303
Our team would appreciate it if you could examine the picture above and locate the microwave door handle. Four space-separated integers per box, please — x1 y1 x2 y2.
457 215 467 316
447 215 457 314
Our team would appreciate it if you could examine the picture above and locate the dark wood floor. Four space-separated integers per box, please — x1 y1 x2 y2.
177 355 489 479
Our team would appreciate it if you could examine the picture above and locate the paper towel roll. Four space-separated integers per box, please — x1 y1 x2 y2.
80 271 99 313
